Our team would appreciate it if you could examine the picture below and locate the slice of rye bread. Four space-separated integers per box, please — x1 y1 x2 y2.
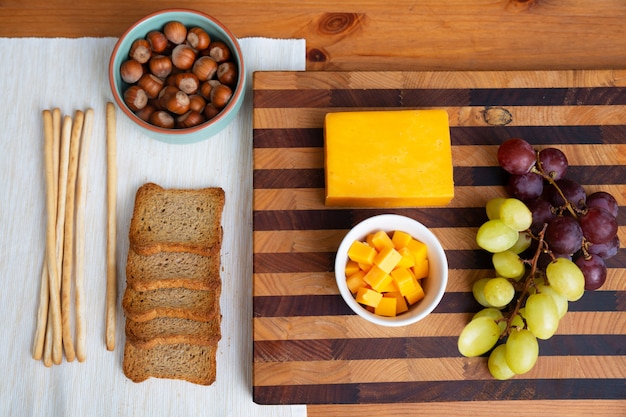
125 316 221 349
126 248 221 291
128 183 225 256
122 286 220 322
123 341 217 385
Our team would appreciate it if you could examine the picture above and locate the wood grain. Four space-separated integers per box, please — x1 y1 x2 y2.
251 70 626 412
3 2 626 71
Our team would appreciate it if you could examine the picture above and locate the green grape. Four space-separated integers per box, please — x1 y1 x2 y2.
499 198 533 231
505 329 539 374
476 219 519 253
509 231 532 255
488 344 516 380
510 311 525 329
546 257 585 301
492 250 525 280
483 277 515 308
486 197 507 220
525 293 559 340
534 282 568 319
473 307 506 334
458 317 501 357
472 278 494 308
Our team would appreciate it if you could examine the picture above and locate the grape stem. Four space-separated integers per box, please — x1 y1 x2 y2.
502 223 549 337
530 165 578 218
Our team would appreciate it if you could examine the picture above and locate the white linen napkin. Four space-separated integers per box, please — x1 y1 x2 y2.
0 37 307 417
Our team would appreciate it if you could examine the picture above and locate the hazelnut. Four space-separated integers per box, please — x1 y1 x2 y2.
192 56 218 81
163 21 187 44
146 30 168 53
199 79 220 100
129 39 152 64
174 72 200 95
208 41 231 63
149 110 175 129
204 103 220 120
176 110 206 128
186 27 211 50
134 104 156 122
217 61 237 86
210 83 232 109
137 73 164 99
188 94 207 113
123 85 148 112
164 90 191 115
171 44 197 70
120 59 144 84
148 55 173 78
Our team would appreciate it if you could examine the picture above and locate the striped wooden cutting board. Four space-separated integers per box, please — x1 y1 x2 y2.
251 70 626 405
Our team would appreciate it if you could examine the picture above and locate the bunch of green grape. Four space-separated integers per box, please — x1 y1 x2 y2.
457 138 621 380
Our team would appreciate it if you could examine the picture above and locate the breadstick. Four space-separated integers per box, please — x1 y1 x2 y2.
74 108 93 362
42 109 63 364
105 102 117 351
60 110 83 362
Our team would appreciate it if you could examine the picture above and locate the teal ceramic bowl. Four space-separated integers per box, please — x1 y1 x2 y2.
108 9 246 144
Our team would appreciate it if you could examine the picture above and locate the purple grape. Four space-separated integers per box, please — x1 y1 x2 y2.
588 235 620 259
497 138 537 175
544 216 583 255
543 178 587 210
580 207 618 244
586 191 619 217
526 198 556 234
508 172 544 201
538 147 568 180
575 254 607 290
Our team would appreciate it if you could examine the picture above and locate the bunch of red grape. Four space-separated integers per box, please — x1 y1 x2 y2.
498 138 619 290
457 137 621 380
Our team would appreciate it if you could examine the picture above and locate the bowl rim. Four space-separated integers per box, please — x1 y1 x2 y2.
108 8 246 137
334 213 448 327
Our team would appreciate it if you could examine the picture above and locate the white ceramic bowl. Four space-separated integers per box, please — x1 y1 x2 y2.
108 9 246 144
335 214 448 327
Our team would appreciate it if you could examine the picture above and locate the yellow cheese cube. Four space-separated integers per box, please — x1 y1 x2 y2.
377 277 399 293
373 246 402 274
355 287 383 308
324 109 454 207
346 270 368 294
392 230 413 249
385 292 409 314
413 259 429 280
405 280 425 305
395 247 416 269
363 265 392 292
406 238 428 264
375 296 397 317
347 240 376 265
370 230 394 251
390 267 417 297
345 260 361 277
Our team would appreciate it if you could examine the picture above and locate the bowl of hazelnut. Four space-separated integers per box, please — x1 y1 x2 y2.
108 9 246 144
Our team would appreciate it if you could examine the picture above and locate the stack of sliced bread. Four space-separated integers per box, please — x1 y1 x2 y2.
122 183 225 385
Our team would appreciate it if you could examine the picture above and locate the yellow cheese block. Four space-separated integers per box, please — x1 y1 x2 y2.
324 109 454 207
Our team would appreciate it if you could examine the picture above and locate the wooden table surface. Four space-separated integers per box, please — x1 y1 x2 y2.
3 1 625 416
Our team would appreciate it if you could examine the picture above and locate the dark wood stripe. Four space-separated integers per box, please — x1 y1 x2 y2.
252 166 626 189
253 379 626 404
252 125 626 148
253 335 626 362
254 87 626 108
252 291 625 318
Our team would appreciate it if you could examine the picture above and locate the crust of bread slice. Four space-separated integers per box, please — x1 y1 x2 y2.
128 183 225 256
122 286 220 322
123 341 217 385
125 248 221 291
125 316 221 349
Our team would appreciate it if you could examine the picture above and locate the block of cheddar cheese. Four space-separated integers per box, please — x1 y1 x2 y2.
324 109 454 207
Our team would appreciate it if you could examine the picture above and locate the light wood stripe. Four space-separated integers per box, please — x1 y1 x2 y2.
254 355 626 386
253 312 626 341
253 185 626 211
254 144 626 169
254 106 626 129
253 70 626 90
253 268 626 296
308 400 626 417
